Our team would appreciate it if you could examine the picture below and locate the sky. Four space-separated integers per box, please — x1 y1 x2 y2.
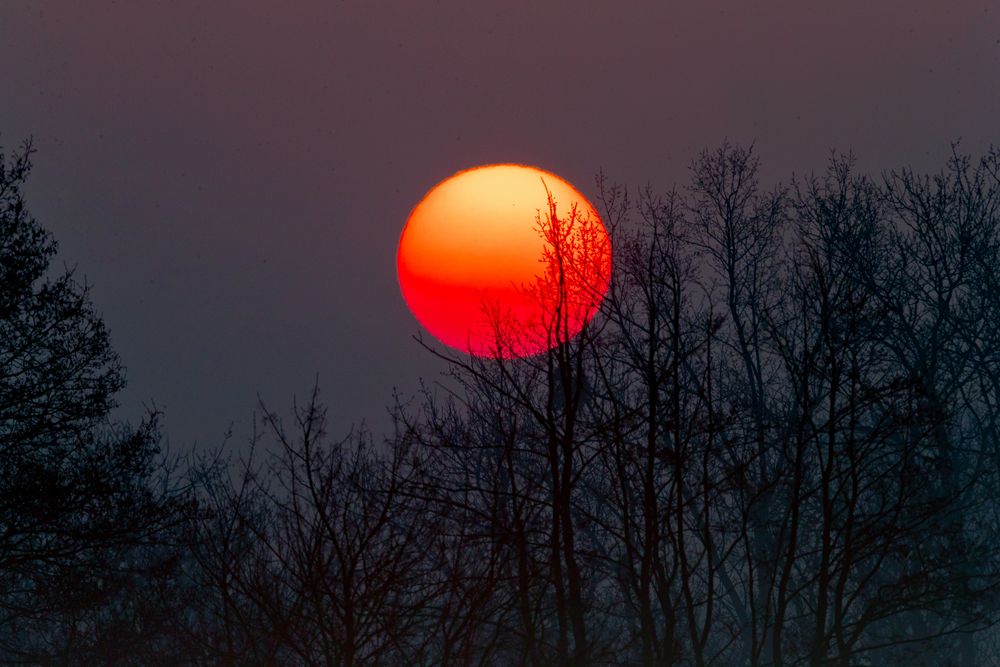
1 1 998 449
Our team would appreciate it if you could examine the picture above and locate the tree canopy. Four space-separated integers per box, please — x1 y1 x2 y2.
0 141 182 662
2 139 1000 665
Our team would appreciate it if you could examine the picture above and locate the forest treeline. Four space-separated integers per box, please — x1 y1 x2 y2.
2 140 1000 666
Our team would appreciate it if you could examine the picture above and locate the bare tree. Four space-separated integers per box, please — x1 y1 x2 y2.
177 143 1000 667
188 386 440 666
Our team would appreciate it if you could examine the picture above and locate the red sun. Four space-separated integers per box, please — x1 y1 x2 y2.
397 164 612 358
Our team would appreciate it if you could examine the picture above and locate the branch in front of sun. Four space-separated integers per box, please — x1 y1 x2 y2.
474 194 612 360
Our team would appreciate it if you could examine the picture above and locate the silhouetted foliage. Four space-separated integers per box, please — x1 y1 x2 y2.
181 143 1000 667
7 137 1000 666
0 140 185 662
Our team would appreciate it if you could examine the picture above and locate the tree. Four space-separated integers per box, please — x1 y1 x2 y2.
179 143 1000 666
0 140 183 661
186 386 446 666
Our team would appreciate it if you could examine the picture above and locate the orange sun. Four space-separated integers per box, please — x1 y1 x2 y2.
397 164 612 358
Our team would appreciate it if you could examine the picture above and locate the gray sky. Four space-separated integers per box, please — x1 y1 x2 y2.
2 1 997 448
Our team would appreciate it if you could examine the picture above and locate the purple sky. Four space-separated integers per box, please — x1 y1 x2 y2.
2 1 998 448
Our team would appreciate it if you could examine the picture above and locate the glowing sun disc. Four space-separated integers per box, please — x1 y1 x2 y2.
397 164 612 358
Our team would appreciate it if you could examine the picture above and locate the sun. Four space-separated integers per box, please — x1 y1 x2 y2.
397 164 612 358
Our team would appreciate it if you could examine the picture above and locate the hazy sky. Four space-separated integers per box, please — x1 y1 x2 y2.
2 1 997 448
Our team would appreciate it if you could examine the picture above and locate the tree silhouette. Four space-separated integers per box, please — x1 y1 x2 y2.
0 140 183 661
185 387 445 665
143 142 1000 666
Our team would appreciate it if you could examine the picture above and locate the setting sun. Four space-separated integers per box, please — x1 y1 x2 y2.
397 164 612 358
